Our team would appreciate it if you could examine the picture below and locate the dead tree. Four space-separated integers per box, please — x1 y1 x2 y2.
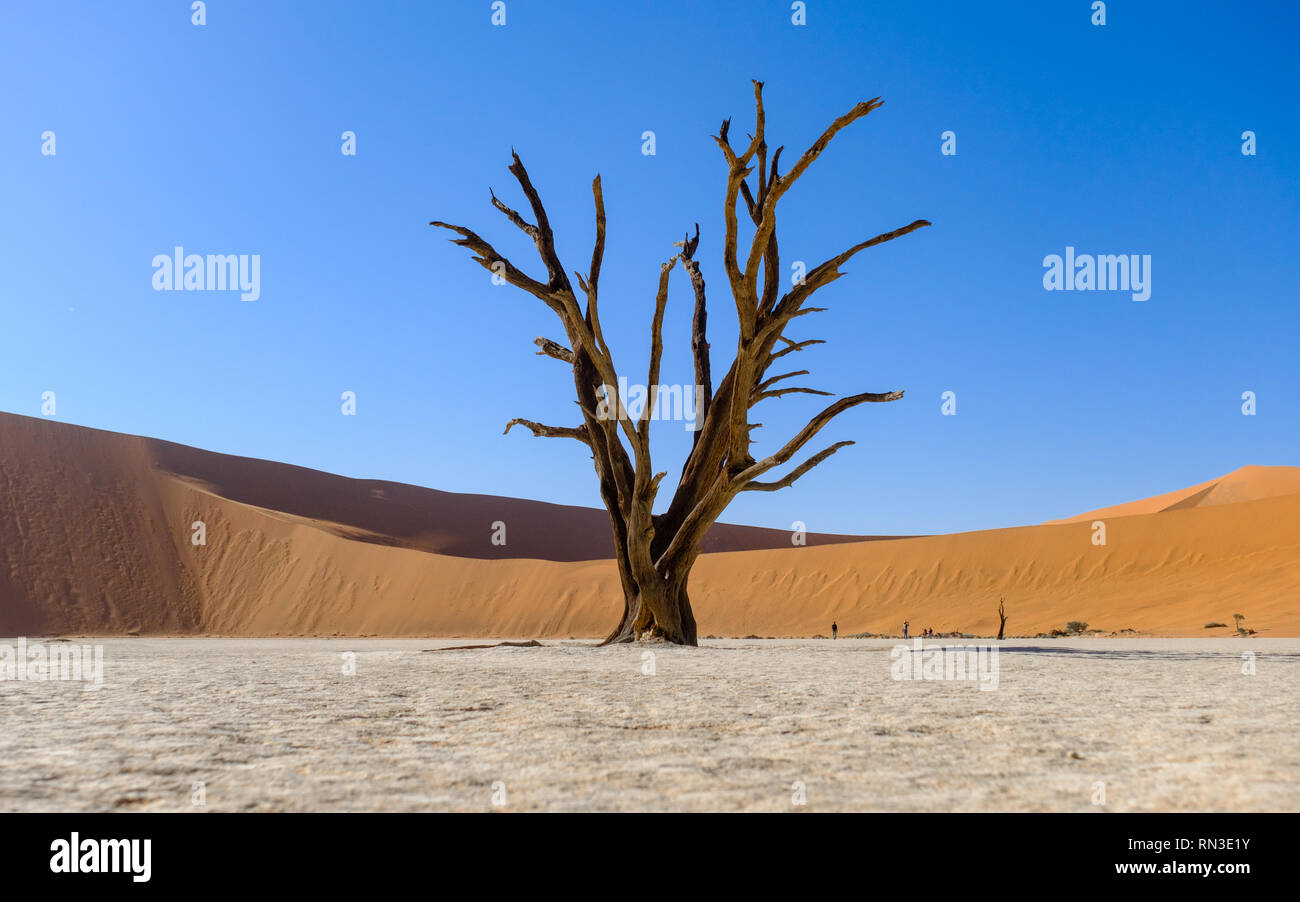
997 597 1007 640
431 81 929 645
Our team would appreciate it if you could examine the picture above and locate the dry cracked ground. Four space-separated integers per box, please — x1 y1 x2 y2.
1 638 1295 812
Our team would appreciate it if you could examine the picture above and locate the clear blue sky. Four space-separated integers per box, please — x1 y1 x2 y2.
2 1 1296 536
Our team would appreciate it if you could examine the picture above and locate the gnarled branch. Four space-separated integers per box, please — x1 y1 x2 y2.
769 338 826 363
734 390 904 487
677 224 712 439
533 336 574 363
740 440 855 492
754 370 809 394
752 386 833 404
428 221 560 313
503 418 589 444
639 254 680 439
489 187 539 239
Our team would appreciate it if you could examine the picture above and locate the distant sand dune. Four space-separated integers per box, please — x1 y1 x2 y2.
1046 465 1300 523
106 416 883 561
2 412 1297 638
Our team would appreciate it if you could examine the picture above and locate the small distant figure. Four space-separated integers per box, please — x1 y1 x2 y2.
832 621 838 640
903 620 909 639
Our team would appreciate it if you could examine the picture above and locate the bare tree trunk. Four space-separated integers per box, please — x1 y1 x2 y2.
604 566 699 645
997 597 1007 640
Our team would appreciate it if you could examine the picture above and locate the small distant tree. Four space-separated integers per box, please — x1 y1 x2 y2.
1233 613 1246 634
996 597 1007 640
1066 621 1088 635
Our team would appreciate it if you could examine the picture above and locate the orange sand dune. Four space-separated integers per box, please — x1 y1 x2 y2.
2 412 1297 638
0 413 881 561
1047 465 1300 523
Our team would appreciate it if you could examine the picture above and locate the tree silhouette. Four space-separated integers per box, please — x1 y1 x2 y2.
431 82 929 644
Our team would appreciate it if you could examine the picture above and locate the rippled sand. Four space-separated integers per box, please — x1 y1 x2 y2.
1 638 1295 812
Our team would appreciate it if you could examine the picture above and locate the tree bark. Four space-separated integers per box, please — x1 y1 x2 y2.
603 565 698 645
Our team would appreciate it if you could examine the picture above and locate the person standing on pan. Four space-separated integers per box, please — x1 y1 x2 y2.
832 621 838 640
903 620 909 639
